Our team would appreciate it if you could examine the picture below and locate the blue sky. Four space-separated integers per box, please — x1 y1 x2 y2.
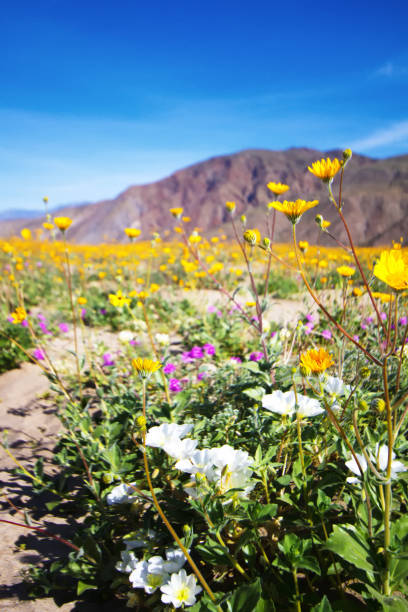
1 0 408 211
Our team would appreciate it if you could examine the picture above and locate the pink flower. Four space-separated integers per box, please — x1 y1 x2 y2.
169 378 183 392
163 363 176 374
32 348 45 361
321 329 332 340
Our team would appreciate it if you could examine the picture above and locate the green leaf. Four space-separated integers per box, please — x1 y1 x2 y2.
310 595 333 612
226 578 262 612
77 581 97 596
243 387 265 401
325 524 375 575
297 556 321 575
364 585 408 611
242 361 260 373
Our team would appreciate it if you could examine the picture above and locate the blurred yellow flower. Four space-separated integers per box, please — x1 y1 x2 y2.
109 290 130 308
132 357 162 378
267 182 290 195
298 240 309 252
43 222 54 230
337 265 356 277
21 228 32 240
308 157 341 182
77 296 87 305
54 216 72 232
269 200 319 225
243 229 261 245
124 227 141 239
225 201 236 212
9 306 27 324
300 347 334 374
373 249 408 291
169 207 184 218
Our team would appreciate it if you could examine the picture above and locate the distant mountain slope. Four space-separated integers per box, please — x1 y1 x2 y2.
1 148 407 245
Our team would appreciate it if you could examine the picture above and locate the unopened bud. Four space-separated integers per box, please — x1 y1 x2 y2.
136 415 147 430
358 399 369 411
343 148 352 161
240 214 247 226
262 237 271 248
360 367 371 379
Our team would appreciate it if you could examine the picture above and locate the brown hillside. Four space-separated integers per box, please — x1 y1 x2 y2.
1 148 408 245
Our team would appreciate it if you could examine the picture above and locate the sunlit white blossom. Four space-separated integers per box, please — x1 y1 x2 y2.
160 569 202 608
106 483 138 505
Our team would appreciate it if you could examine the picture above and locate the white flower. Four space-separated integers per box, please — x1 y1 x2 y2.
129 559 169 594
163 548 188 573
324 375 350 397
280 328 291 340
160 569 202 608
164 437 199 461
295 395 325 419
115 550 139 573
145 423 194 450
262 390 296 416
155 332 170 346
106 483 138 505
262 390 324 419
345 445 407 484
175 448 218 481
132 319 147 332
118 330 135 344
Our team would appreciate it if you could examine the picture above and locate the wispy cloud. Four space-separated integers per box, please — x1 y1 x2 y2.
349 120 408 151
373 62 408 78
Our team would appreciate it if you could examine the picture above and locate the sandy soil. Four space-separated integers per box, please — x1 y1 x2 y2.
0 292 313 609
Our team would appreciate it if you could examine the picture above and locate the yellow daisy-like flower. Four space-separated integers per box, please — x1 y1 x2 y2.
337 265 356 277
225 201 236 212
9 306 27 324
43 222 54 231
300 347 334 374
54 216 73 232
21 228 31 240
132 357 162 378
77 296 87 305
308 157 341 182
269 200 319 225
315 214 331 230
169 207 184 218
353 287 364 297
109 290 131 308
267 181 290 195
189 233 202 244
243 229 261 245
298 240 309 252
124 227 141 239
373 249 408 291
372 291 395 303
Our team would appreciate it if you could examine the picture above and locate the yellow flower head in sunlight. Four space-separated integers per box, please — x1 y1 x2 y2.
298 240 309 252
373 249 408 291
308 157 341 182
225 201 236 212
372 291 395 303
77 296 87 305
54 216 73 232
124 227 141 239
315 214 331 231
300 347 334 374
169 207 184 218
132 357 162 379
43 222 54 231
109 290 131 308
10 307 27 324
243 229 261 246
267 182 290 195
337 265 356 278
20 228 31 240
269 200 319 225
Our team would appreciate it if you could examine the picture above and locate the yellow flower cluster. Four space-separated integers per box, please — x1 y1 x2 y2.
300 347 334 374
9 306 27 324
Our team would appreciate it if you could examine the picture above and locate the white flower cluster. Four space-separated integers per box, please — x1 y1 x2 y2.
262 389 324 419
146 423 254 499
116 536 201 608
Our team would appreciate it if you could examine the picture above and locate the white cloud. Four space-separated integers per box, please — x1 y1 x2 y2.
373 62 408 78
349 121 408 152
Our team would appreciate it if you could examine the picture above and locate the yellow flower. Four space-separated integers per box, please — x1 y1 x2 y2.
132 357 162 378
353 287 363 297
109 290 131 308
373 249 408 291
300 347 334 374
308 157 341 182
21 228 31 240
269 200 319 225
225 201 236 212
208 262 224 274
43 196 49 203
182 216 191 223
169 207 184 218
150 283 160 293
372 291 395 303
9 306 27 324
243 229 261 245
54 216 73 232
267 181 290 195
298 240 309 252
77 296 87 305
315 214 331 230
43 222 54 230
189 232 202 244
124 227 141 239
337 265 356 277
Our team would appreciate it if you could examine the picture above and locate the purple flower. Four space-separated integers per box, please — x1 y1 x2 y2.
197 372 207 381
249 351 263 362
37 261 42 267
21 319 28 327
399 316 408 326
230 356 242 363
37 313 47 322
366 316 374 324
321 329 332 340
353 335 360 342
129 339 139 346
32 348 45 361
181 351 194 363
80 308 87 319
270 331 277 338
39 321 52 335
203 343 216 356
163 362 176 374
169 378 183 392
380 312 387 322
207 305 216 313
102 352 115 367
304 323 314 335
189 346 204 359
100 308 107 315
306 313 315 323
360 323 368 330
59 322 69 333
7 315 14 323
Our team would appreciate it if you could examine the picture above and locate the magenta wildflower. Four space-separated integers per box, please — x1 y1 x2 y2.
80 308 87 319
399 316 407 326
102 353 115 367
380 312 387 322
321 329 332 340
59 322 69 333
353 335 360 342
32 348 45 361
189 346 204 359
163 362 177 374
181 351 194 363
203 343 216 356
249 351 263 362
197 372 207 381
169 378 183 392
230 356 242 363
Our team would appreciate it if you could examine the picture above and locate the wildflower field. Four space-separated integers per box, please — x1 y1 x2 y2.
1 152 408 611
